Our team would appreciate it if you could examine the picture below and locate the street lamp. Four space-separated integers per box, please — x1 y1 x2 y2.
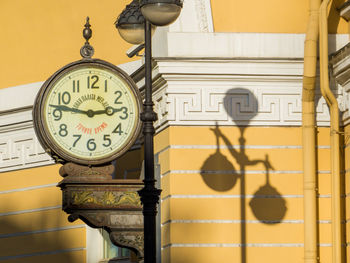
115 0 155 44
115 1 182 263
140 0 183 26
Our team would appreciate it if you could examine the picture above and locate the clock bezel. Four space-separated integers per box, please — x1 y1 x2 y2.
33 58 143 166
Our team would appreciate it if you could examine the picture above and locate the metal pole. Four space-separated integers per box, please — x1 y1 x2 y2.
138 19 161 263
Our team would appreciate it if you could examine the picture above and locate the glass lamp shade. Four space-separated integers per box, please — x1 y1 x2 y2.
116 23 156 45
117 23 145 45
141 2 182 26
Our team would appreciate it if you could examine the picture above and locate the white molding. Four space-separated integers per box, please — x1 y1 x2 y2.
153 33 348 58
194 0 214 32
330 43 350 125
0 82 42 112
167 0 213 33
0 125 54 173
86 227 104 263
152 0 214 56
0 83 54 172
132 59 341 130
340 2 350 21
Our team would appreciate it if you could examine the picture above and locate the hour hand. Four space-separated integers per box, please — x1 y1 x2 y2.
93 106 123 116
49 104 88 115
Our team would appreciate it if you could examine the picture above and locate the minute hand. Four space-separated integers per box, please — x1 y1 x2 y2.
49 104 88 115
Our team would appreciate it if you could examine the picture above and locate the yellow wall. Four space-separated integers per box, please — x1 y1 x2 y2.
0 165 86 262
344 124 350 253
0 0 135 90
156 126 334 263
211 0 348 34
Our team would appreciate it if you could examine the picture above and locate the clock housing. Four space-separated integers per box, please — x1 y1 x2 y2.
33 59 142 165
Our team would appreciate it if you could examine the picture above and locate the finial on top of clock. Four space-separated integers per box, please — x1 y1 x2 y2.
80 17 95 59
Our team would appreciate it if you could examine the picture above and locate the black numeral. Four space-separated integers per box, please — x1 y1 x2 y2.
53 109 62 121
112 123 123 135
72 134 81 147
58 92 71 105
105 80 108 92
114 91 122 104
103 134 111 147
59 124 68 137
73 80 80 93
87 138 96 151
120 107 128 120
87 75 99 89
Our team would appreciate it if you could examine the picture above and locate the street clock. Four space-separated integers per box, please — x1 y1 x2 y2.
33 19 142 166
34 59 142 166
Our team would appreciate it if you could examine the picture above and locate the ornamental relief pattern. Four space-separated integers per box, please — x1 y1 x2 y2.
71 191 141 208
0 125 54 172
154 79 338 130
194 0 212 32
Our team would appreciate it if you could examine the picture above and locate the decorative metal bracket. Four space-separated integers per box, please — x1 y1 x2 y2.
58 163 144 260
80 17 95 59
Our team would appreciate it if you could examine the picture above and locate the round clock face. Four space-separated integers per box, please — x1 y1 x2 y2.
34 60 142 165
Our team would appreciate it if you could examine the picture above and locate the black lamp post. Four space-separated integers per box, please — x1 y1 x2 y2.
115 1 183 262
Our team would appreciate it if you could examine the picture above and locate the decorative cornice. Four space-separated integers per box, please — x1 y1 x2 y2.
339 0 350 21
330 43 350 125
194 0 213 32
0 103 54 172
133 59 340 131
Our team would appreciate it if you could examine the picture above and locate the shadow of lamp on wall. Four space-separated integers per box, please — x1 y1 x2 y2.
200 124 238 192
200 88 288 263
249 155 287 224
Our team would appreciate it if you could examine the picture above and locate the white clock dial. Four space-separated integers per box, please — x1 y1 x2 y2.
34 60 142 165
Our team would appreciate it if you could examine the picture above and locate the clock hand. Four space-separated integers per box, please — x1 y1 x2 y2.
49 104 88 115
92 106 123 116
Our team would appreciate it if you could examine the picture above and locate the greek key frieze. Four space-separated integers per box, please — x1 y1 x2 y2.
153 80 336 129
0 128 53 172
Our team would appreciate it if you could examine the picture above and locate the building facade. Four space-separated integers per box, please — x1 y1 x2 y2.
0 0 349 262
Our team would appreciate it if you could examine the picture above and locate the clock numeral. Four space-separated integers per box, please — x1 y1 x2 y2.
120 107 128 120
103 134 112 147
73 80 80 93
52 109 62 121
105 80 108 92
114 91 122 104
72 134 81 147
112 123 123 135
87 75 99 89
59 124 68 137
87 138 97 151
58 92 71 105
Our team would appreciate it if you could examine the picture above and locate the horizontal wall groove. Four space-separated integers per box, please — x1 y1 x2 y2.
162 194 333 201
0 224 86 239
161 243 334 249
161 170 332 178
0 183 57 195
0 247 86 261
161 219 332 225
0 205 61 217
156 145 331 154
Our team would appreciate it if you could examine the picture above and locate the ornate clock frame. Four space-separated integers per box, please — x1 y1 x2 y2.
33 55 142 166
